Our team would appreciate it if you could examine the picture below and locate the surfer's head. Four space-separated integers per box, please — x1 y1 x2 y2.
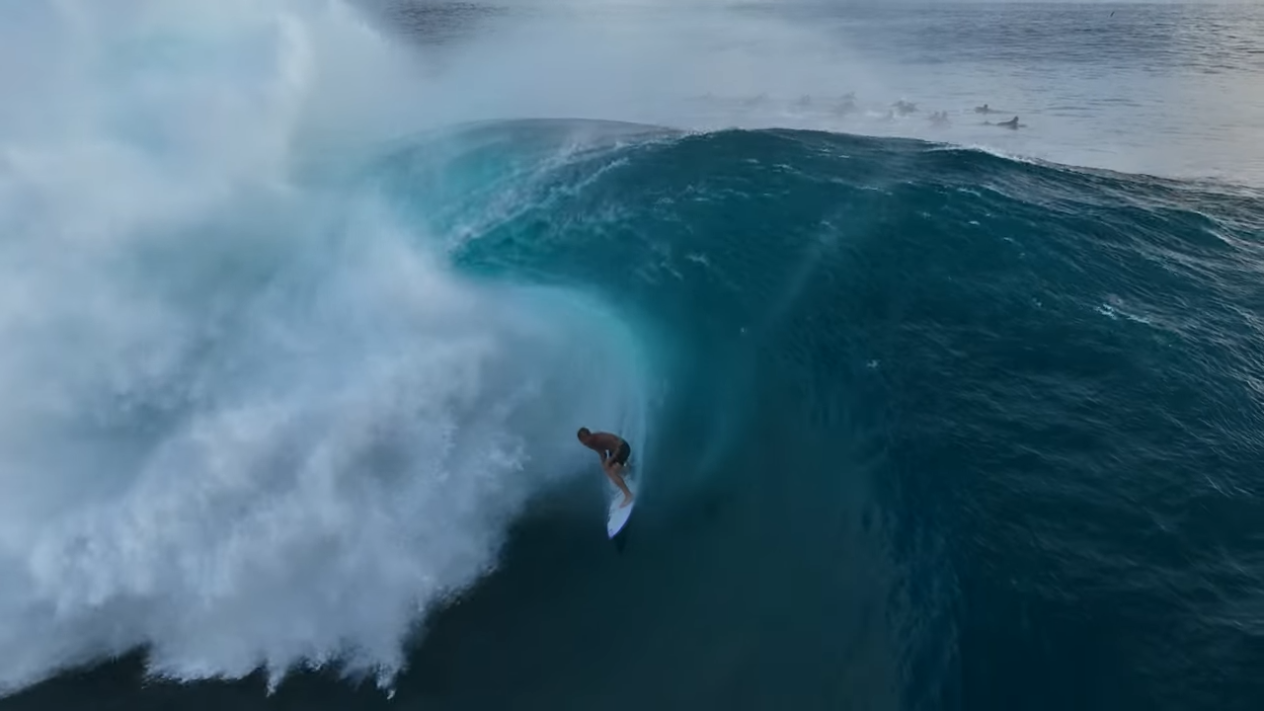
577 427 591 441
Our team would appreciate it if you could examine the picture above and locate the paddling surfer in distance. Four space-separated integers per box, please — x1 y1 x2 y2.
577 427 634 507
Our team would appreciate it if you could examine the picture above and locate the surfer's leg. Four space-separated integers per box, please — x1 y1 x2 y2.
603 461 634 507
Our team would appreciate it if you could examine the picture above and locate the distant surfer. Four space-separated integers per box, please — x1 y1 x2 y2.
833 92 857 115
983 115 1020 129
975 103 994 114
577 428 634 507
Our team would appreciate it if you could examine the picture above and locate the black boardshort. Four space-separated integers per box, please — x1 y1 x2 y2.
610 440 631 466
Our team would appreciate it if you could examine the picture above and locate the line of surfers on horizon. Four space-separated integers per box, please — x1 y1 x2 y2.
722 92 1024 129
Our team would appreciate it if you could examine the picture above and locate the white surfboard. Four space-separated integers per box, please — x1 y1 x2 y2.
606 463 638 538
603 393 647 538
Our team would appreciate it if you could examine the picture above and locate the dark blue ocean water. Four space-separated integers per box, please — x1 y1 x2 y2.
3 3 1264 711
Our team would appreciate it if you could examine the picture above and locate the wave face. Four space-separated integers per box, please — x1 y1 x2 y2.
6 1 1264 710
378 122 1264 711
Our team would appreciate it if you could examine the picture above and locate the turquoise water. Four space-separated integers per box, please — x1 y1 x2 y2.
3 3 1264 711
375 120 1264 710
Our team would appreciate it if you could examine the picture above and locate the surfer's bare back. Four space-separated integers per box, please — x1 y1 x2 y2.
577 427 634 507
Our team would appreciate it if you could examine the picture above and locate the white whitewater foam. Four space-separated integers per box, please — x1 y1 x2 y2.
0 0 645 696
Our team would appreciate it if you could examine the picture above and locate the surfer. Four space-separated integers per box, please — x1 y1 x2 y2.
983 115 1020 129
577 427 634 507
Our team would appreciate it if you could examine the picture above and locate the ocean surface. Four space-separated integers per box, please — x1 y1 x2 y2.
2 2 1264 711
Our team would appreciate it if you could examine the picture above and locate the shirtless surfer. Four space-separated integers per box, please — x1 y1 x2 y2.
577 427 634 507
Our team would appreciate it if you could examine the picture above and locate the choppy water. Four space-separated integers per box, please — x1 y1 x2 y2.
2 3 1264 711
378 1 1264 184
